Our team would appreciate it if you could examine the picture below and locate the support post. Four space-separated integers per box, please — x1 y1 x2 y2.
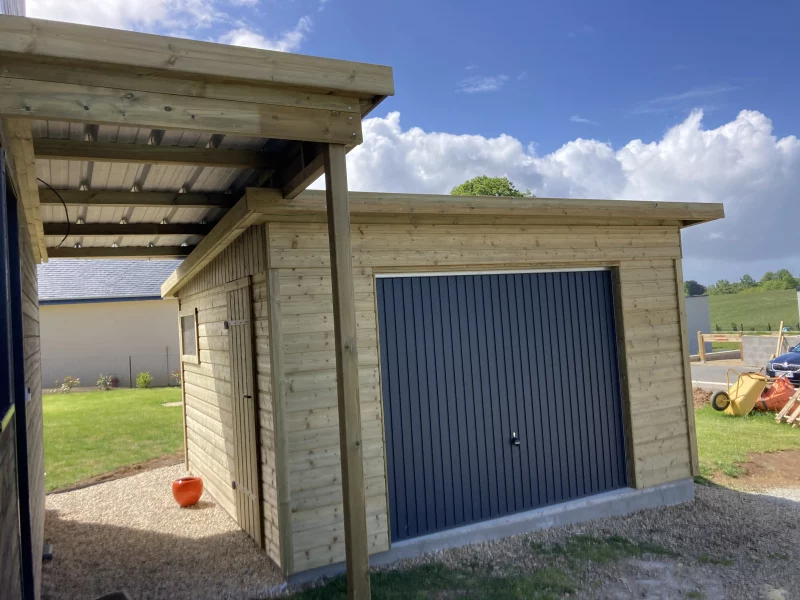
323 143 370 599
697 332 706 363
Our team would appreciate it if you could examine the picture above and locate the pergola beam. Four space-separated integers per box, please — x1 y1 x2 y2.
0 118 47 261
43 223 213 237
33 139 280 170
39 190 234 209
0 77 363 144
47 246 192 258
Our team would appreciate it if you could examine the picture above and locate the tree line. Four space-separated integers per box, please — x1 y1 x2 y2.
684 270 799 296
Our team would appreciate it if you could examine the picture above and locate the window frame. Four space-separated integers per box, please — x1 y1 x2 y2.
179 307 200 364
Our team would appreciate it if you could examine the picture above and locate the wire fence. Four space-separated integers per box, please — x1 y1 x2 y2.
713 323 800 333
42 346 180 391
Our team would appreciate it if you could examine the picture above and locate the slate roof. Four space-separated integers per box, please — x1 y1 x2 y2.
37 259 182 302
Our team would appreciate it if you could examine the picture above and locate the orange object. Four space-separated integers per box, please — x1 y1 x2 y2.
172 476 203 507
756 377 795 412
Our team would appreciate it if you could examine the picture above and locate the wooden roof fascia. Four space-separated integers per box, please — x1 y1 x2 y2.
0 15 395 98
247 189 725 225
0 77 363 143
32 139 280 170
160 190 281 298
0 118 47 261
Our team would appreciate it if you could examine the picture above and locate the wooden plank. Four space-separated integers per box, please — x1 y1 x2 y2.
0 78 363 143
249 188 725 224
162 194 269 297
47 245 192 258
323 143 370 598
673 256 699 476
612 267 638 488
267 265 293 575
39 189 234 208
43 223 212 236
33 138 279 169
697 331 706 363
0 117 47 261
0 16 394 97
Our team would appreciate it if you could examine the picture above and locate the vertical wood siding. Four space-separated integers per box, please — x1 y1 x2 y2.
266 222 693 574
176 224 282 566
377 271 627 542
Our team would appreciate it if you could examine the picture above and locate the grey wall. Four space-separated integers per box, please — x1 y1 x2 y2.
40 298 180 389
685 295 711 355
743 334 800 367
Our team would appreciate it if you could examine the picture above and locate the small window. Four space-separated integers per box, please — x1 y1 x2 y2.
180 308 199 364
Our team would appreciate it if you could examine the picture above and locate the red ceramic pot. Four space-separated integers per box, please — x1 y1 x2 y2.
172 476 203 507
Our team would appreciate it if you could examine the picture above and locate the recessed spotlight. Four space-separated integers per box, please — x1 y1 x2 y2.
73 243 82 249
148 242 155 248
160 218 169 225
180 242 188 247
119 218 128 225
76 217 85 225
111 242 119 248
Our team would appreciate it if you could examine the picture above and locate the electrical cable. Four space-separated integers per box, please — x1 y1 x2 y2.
37 177 69 248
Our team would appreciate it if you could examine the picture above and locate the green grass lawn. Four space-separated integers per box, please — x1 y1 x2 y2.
695 403 800 478
708 289 799 331
43 388 183 492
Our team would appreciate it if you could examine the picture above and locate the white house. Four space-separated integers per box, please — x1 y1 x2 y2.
38 259 181 388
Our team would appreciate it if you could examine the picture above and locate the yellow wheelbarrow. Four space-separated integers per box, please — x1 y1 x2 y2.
711 369 769 416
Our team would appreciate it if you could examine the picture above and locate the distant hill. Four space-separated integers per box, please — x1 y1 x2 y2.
708 289 800 332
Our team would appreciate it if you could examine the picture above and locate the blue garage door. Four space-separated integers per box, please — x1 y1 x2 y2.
377 270 628 542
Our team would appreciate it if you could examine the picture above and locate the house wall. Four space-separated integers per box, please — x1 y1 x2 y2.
175 224 283 567
264 221 696 574
0 422 22 599
39 299 180 388
19 191 44 598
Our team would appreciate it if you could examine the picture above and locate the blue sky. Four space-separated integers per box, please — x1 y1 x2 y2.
24 0 800 283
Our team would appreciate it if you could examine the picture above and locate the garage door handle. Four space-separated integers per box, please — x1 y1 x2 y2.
243 394 252 399
511 432 521 446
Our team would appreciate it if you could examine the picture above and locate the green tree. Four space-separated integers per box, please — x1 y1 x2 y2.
760 271 777 284
739 274 756 289
708 279 737 295
683 280 706 296
451 175 533 197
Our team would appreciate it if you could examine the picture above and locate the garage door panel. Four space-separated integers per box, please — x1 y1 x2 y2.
378 270 627 542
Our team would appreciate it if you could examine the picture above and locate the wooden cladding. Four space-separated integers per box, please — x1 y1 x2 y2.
227 278 264 549
178 225 266 297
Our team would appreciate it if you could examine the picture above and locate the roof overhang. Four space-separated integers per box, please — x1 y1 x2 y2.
160 189 724 297
0 15 394 263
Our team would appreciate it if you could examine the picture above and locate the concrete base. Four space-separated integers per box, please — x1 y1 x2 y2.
288 478 695 585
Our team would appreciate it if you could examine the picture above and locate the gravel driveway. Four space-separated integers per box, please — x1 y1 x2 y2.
42 465 282 600
42 465 800 600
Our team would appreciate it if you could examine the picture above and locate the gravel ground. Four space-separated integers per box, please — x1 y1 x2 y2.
42 465 282 600
287 484 800 599
43 465 800 600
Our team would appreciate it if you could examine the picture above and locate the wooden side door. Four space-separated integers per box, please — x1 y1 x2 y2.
226 276 264 548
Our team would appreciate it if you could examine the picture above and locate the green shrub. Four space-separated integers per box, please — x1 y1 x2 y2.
96 374 113 391
170 369 182 386
135 372 153 389
55 376 80 393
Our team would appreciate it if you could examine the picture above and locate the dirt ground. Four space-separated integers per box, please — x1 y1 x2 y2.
693 386 712 408
714 449 800 489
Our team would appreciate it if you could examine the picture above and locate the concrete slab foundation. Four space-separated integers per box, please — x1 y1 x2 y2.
288 478 695 586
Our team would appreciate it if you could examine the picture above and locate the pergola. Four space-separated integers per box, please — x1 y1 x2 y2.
0 14 393 598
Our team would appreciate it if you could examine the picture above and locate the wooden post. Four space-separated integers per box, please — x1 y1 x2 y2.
323 143 370 599
697 331 706 363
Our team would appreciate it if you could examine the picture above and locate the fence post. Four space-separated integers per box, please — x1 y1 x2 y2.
129 355 133 388
166 345 169 387
697 331 706 363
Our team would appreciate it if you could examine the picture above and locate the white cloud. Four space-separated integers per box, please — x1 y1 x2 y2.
457 74 509 94
568 25 594 38
570 114 598 125
310 110 800 282
465 64 479 71
631 85 739 115
517 70 528 81
27 0 223 30
219 17 311 52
